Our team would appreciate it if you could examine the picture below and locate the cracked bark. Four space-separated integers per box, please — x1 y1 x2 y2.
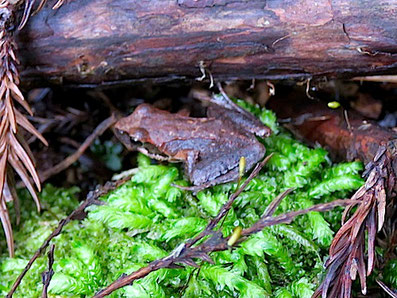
15 0 397 88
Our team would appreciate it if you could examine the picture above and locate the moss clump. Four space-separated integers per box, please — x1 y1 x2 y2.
0 103 364 297
383 259 397 289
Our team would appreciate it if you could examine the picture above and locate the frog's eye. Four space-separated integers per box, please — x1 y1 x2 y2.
130 128 149 142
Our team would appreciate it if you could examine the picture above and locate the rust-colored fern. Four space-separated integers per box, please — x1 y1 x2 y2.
0 0 48 256
313 143 396 297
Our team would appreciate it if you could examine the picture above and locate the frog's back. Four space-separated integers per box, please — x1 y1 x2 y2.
131 104 233 142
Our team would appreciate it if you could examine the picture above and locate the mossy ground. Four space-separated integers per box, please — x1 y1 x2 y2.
0 103 367 297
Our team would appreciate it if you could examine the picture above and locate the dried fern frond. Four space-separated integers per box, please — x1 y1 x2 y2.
0 0 47 256
314 145 396 297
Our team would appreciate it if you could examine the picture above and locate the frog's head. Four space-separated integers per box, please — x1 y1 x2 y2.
114 126 150 151
114 104 154 150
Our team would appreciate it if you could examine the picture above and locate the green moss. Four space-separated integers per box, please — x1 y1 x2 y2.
0 102 364 297
383 259 397 288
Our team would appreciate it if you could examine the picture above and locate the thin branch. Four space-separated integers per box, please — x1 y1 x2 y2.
39 114 118 182
207 155 271 230
7 176 131 297
243 198 359 236
186 154 272 249
377 280 397 298
262 187 294 217
41 244 55 298
19 0 67 30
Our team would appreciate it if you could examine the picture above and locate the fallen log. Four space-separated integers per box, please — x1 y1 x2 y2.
269 97 397 297
16 0 397 88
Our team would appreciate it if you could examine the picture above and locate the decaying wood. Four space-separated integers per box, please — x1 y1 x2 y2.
15 0 397 87
269 97 397 297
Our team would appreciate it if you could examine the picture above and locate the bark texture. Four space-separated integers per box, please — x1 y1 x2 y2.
16 0 397 87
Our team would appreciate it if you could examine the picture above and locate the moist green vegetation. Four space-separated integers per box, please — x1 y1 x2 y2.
0 102 367 297
383 259 397 289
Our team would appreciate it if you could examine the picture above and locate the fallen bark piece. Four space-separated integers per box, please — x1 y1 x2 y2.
15 0 397 87
269 97 397 297
268 97 397 169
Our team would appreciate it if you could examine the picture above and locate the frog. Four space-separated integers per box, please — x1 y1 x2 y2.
114 94 271 191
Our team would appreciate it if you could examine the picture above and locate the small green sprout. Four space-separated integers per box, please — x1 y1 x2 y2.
239 156 246 178
327 101 340 109
228 226 243 246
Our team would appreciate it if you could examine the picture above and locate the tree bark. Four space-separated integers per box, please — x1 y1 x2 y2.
16 0 397 88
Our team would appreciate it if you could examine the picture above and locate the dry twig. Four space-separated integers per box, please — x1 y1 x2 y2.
19 0 67 30
39 114 117 182
41 244 55 298
376 280 397 298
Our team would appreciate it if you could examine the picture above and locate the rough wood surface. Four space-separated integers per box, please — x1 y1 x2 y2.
16 0 397 87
